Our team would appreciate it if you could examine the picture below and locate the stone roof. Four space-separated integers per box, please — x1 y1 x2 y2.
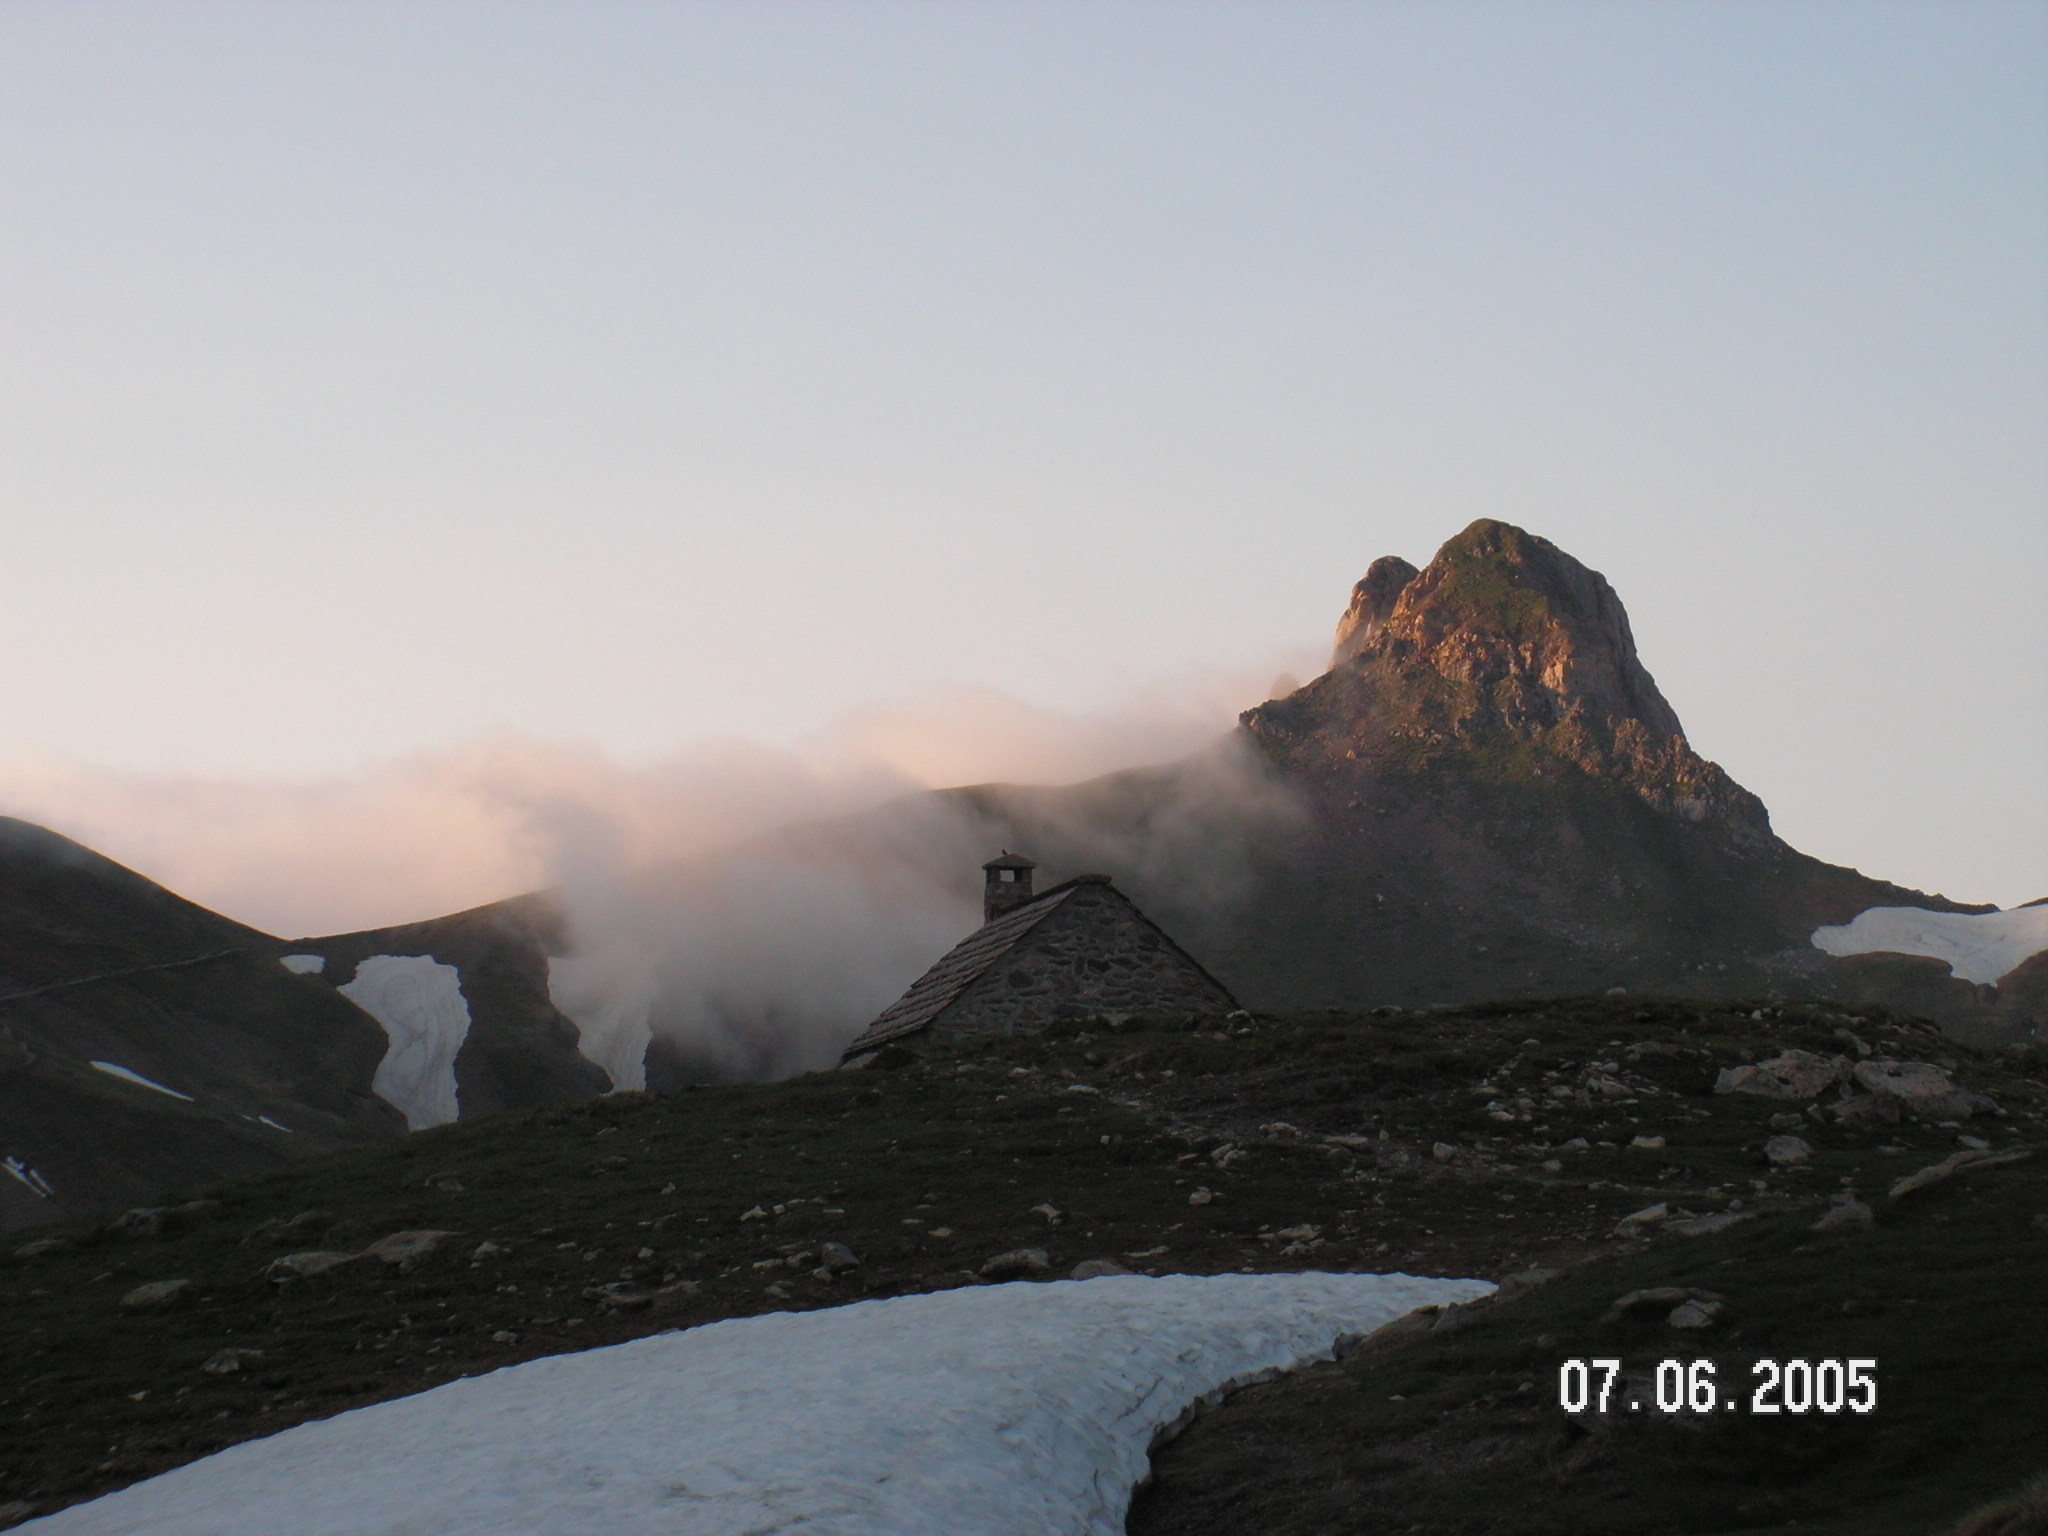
841 876 1109 1058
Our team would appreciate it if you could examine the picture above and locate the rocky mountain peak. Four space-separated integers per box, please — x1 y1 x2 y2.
1248 519 1773 844
1354 519 1685 741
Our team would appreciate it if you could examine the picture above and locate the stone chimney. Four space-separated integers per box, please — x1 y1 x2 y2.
982 851 1038 924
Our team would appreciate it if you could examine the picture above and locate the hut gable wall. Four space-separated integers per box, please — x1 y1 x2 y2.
925 882 1236 1039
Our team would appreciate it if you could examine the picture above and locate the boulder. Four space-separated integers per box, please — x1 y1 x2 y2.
1070 1258 1134 1280
1852 1060 1976 1121
1715 1051 1850 1101
12 1239 65 1258
1665 1210 1758 1237
200 1347 264 1375
1888 1147 2032 1200
266 1250 360 1282
119 1278 191 1311
979 1248 1052 1281
1812 1197 1875 1233
366 1229 461 1272
1764 1135 1813 1166
1667 1299 1725 1330
583 1283 653 1311
818 1241 861 1274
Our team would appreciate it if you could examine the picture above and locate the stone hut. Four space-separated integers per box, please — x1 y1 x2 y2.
839 853 1240 1064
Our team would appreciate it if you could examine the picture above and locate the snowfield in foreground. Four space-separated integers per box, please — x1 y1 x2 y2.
1811 903 2048 985
25 1270 1489 1536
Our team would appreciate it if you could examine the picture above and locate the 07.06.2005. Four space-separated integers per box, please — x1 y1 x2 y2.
1557 1357 1878 1416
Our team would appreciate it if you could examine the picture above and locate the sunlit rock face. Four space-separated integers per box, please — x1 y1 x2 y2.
1330 555 1420 667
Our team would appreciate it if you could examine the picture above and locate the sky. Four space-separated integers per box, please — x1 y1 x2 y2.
0 0 2043 928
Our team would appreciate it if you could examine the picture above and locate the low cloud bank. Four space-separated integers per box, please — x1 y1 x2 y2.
0 664 1315 1080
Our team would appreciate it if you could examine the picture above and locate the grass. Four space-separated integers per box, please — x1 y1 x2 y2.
4 995 2044 1532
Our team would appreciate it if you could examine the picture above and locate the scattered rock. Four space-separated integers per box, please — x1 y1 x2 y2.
471 1241 507 1262
1768 1112 1805 1132
1764 1135 1813 1166
119 1278 191 1311
107 1201 217 1241
1031 1202 1063 1224
366 1230 460 1272
266 1250 360 1282
1667 1299 1725 1330
1271 1224 1322 1243
1628 1135 1667 1151
1716 1051 1849 1101
739 1205 768 1223
1070 1258 1133 1280
1888 1147 2032 1200
1560 1137 1590 1151
818 1241 860 1274
12 1238 65 1258
979 1248 1052 1281
200 1347 265 1375
1827 1094 1901 1129
422 1172 464 1192
1812 1198 1875 1233
1432 1143 1457 1163
491 1331 518 1344
1958 1135 1991 1151
1187 1188 1215 1206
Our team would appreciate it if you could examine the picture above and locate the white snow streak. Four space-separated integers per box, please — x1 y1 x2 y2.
337 955 471 1130
87 1061 193 1101
278 954 327 975
1811 904 2048 985
546 953 654 1092
22 1270 1489 1536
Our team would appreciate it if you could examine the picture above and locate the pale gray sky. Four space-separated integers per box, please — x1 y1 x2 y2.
1 0 2042 917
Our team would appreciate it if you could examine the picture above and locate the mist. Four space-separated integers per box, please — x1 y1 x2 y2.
0 662 1316 1079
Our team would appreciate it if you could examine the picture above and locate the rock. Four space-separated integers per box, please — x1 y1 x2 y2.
1070 1258 1133 1280
200 1347 264 1375
1768 1112 1804 1131
1852 1060 1977 1121
1031 1202 1063 1224
1432 1143 1457 1163
1560 1137 1590 1151
1715 1051 1850 1101
584 1283 653 1311
1187 1188 1215 1206
1600 1286 1721 1325
266 1250 360 1282
818 1241 861 1274
1331 555 1421 664
491 1330 518 1344
1888 1147 2032 1200
1764 1135 1813 1166
119 1278 191 1311
1628 1135 1667 1151
366 1229 461 1271
12 1239 65 1258
1958 1134 1991 1151
1665 1211 1758 1237
1812 1198 1875 1233
107 1207 175 1240
1615 1202 1669 1235
422 1172 464 1192
471 1241 507 1262
1667 1299 1724 1329
1827 1094 1900 1128
739 1205 768 1222
1493 1268 1562 1302
1272 1224 1322 1243
979 1248 1052 1281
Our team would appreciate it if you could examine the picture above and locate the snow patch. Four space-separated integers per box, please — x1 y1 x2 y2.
3 1156 54 1199
88 1061 193 1101
546 952 654 1093
278 954 327 975
338 956 471 1130
22 1270 1488 1536
1811 904 2048 986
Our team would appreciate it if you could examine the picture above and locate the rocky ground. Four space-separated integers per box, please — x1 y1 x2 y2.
3 995 2044 1533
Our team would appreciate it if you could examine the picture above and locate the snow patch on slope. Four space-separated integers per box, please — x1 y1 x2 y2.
22 1270 1488 1536
278 954 327 975
547 952 654 1093
1811 904 2048 986
88 1061 193 1101
338 955 471 1129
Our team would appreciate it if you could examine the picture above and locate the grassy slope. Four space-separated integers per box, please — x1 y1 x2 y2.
3 997 2044 1531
